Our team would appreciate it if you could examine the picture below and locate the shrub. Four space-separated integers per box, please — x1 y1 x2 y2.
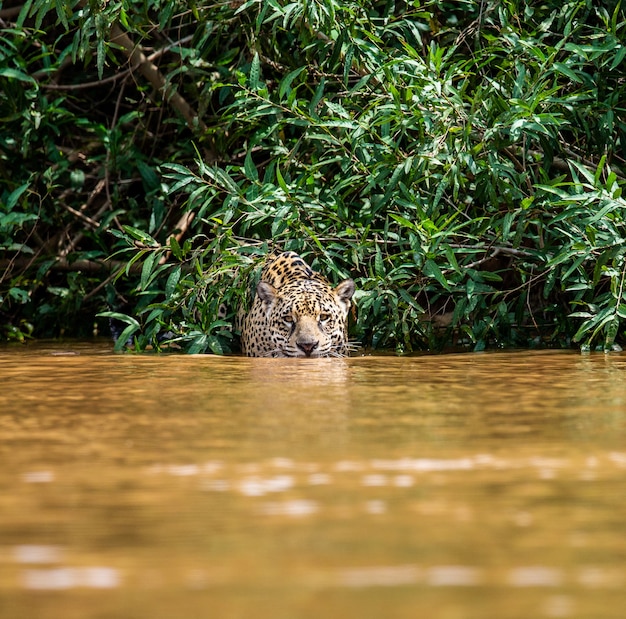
1 0 625 352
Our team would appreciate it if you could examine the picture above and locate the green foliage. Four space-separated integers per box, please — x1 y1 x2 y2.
1 0 626 352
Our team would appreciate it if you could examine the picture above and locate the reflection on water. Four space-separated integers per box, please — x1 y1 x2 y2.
1 342 626 617
21 566 120 590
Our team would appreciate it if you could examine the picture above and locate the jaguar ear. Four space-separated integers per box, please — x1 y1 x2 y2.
334 278 355 313
257 281 279 316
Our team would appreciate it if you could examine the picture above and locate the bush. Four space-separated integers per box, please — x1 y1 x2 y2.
1 0 625 352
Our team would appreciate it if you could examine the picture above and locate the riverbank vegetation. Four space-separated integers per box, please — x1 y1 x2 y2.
1 0 625 353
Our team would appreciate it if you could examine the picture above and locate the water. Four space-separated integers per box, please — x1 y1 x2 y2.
1 342 625 618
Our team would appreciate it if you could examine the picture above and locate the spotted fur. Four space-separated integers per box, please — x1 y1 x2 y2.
240 252 356 358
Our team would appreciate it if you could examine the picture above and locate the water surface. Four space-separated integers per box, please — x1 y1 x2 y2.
1 342 625 618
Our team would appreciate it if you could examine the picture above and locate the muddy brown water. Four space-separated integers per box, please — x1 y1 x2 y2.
1 341 625 618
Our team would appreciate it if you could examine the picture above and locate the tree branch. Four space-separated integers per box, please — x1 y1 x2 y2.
0 257 135 274
109 24 208 135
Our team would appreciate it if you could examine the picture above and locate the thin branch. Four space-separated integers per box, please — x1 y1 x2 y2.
0 6 21 19
58 180 110 257
452 244 535 268
110 24 208 135
40 37 195 91
59 202 101 229
0 257 132 274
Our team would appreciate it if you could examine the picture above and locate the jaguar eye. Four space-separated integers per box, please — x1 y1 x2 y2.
319 313 331 323
283 314 294 325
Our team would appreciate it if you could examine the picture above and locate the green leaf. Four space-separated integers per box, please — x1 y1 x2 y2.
309 77 325 116
137 160 160 191
374 247 384 278
243 150 259 181
343 44 354 86
275 166 289 194
188 334 209 354
113 324 140 352
207 335 224 354
168 236 182 260
389 213 416 231
423 259 450 291
0 68 37 85
165 266 182 298
8 287 29 303
604 317 620 351
279 66 306 100
123 226 159 247
397 288 423 311
140 252 159 290
97 312 140 328
552 62 583 83
5 182 30 210
249 51 260 90
610 46 626 70
96 38 105 80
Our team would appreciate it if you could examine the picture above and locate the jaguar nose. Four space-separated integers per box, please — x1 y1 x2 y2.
297 339 319 357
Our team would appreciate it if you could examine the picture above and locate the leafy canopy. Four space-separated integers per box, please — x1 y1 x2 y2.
1 0 625 352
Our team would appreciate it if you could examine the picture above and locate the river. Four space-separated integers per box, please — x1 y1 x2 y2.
1 342 625 618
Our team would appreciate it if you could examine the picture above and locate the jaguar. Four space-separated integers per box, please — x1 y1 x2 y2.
239 251 356 358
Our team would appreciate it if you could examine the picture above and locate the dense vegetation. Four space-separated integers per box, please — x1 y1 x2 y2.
1 0 625 353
